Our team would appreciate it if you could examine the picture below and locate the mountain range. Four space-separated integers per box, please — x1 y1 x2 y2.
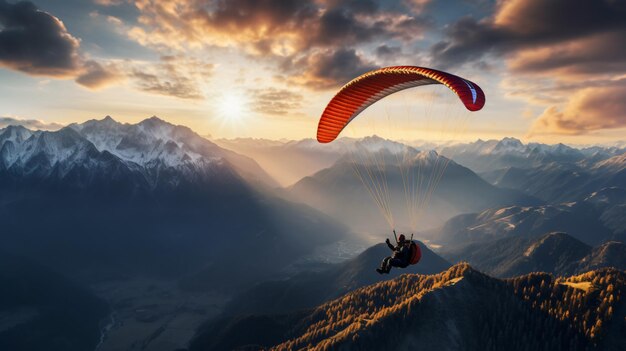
1 116 625 351
288 136 540 234
440 137 624 174
0 117 349 290
436 138 626 204
218 136 626 190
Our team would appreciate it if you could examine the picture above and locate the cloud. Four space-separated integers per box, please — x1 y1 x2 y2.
431 0 626 72
129 56 214 99
131 70 202 100
75 60 124 89
0 0 81 76
375 44 402 59
428 0 626 135
126 0 431 88
0 117 63 130
0 0 129 92
529 81 626 135
284 48 377 89
248 88 303 115
129 0 430 53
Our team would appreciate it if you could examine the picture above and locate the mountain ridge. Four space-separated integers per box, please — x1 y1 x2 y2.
190 263 626 351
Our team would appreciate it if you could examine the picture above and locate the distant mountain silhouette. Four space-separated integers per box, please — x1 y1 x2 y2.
289 137 540 233
217 137 626 190
190 264 626 351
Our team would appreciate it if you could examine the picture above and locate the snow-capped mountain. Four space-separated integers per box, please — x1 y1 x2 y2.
70 116 277 187
219 136 626 189
0 116 277 190
72 116 219 168
0 116 348 291
438 137 619 173
0 125 140 184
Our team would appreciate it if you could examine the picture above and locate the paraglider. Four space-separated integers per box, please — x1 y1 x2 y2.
376 231 422 274
316 65 485 273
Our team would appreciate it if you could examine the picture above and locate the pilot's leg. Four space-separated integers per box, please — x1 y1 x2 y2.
378 257 392 274
387 258 403 273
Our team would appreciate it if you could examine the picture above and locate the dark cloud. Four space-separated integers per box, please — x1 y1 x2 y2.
286 48 378 89
248 88 303 115
322 0 379 15
508 30 626 76
376 44 402 58
310 49 377 84
75 60 123 89
0 0 81 76
0 116 63 130
431 0 626 71
0 0 128 92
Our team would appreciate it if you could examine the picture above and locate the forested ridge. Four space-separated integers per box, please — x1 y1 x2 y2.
245 264 626 351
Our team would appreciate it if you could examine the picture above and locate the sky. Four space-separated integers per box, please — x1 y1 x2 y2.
0 0 625 145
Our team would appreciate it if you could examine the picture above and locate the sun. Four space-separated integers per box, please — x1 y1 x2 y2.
217 92 249 122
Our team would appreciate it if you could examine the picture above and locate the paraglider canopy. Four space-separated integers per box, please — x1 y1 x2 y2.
317 66 485 143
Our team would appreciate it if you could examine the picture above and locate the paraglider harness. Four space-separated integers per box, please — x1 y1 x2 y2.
393 230 422 267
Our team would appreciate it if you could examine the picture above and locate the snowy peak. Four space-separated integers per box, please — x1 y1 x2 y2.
71 116 221 169
0 116 278 188
0 126 104 178
350 135 420 158
493 137 524 153
0 125 34 144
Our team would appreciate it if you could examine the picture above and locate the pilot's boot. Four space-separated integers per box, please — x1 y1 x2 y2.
382 257 392 274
